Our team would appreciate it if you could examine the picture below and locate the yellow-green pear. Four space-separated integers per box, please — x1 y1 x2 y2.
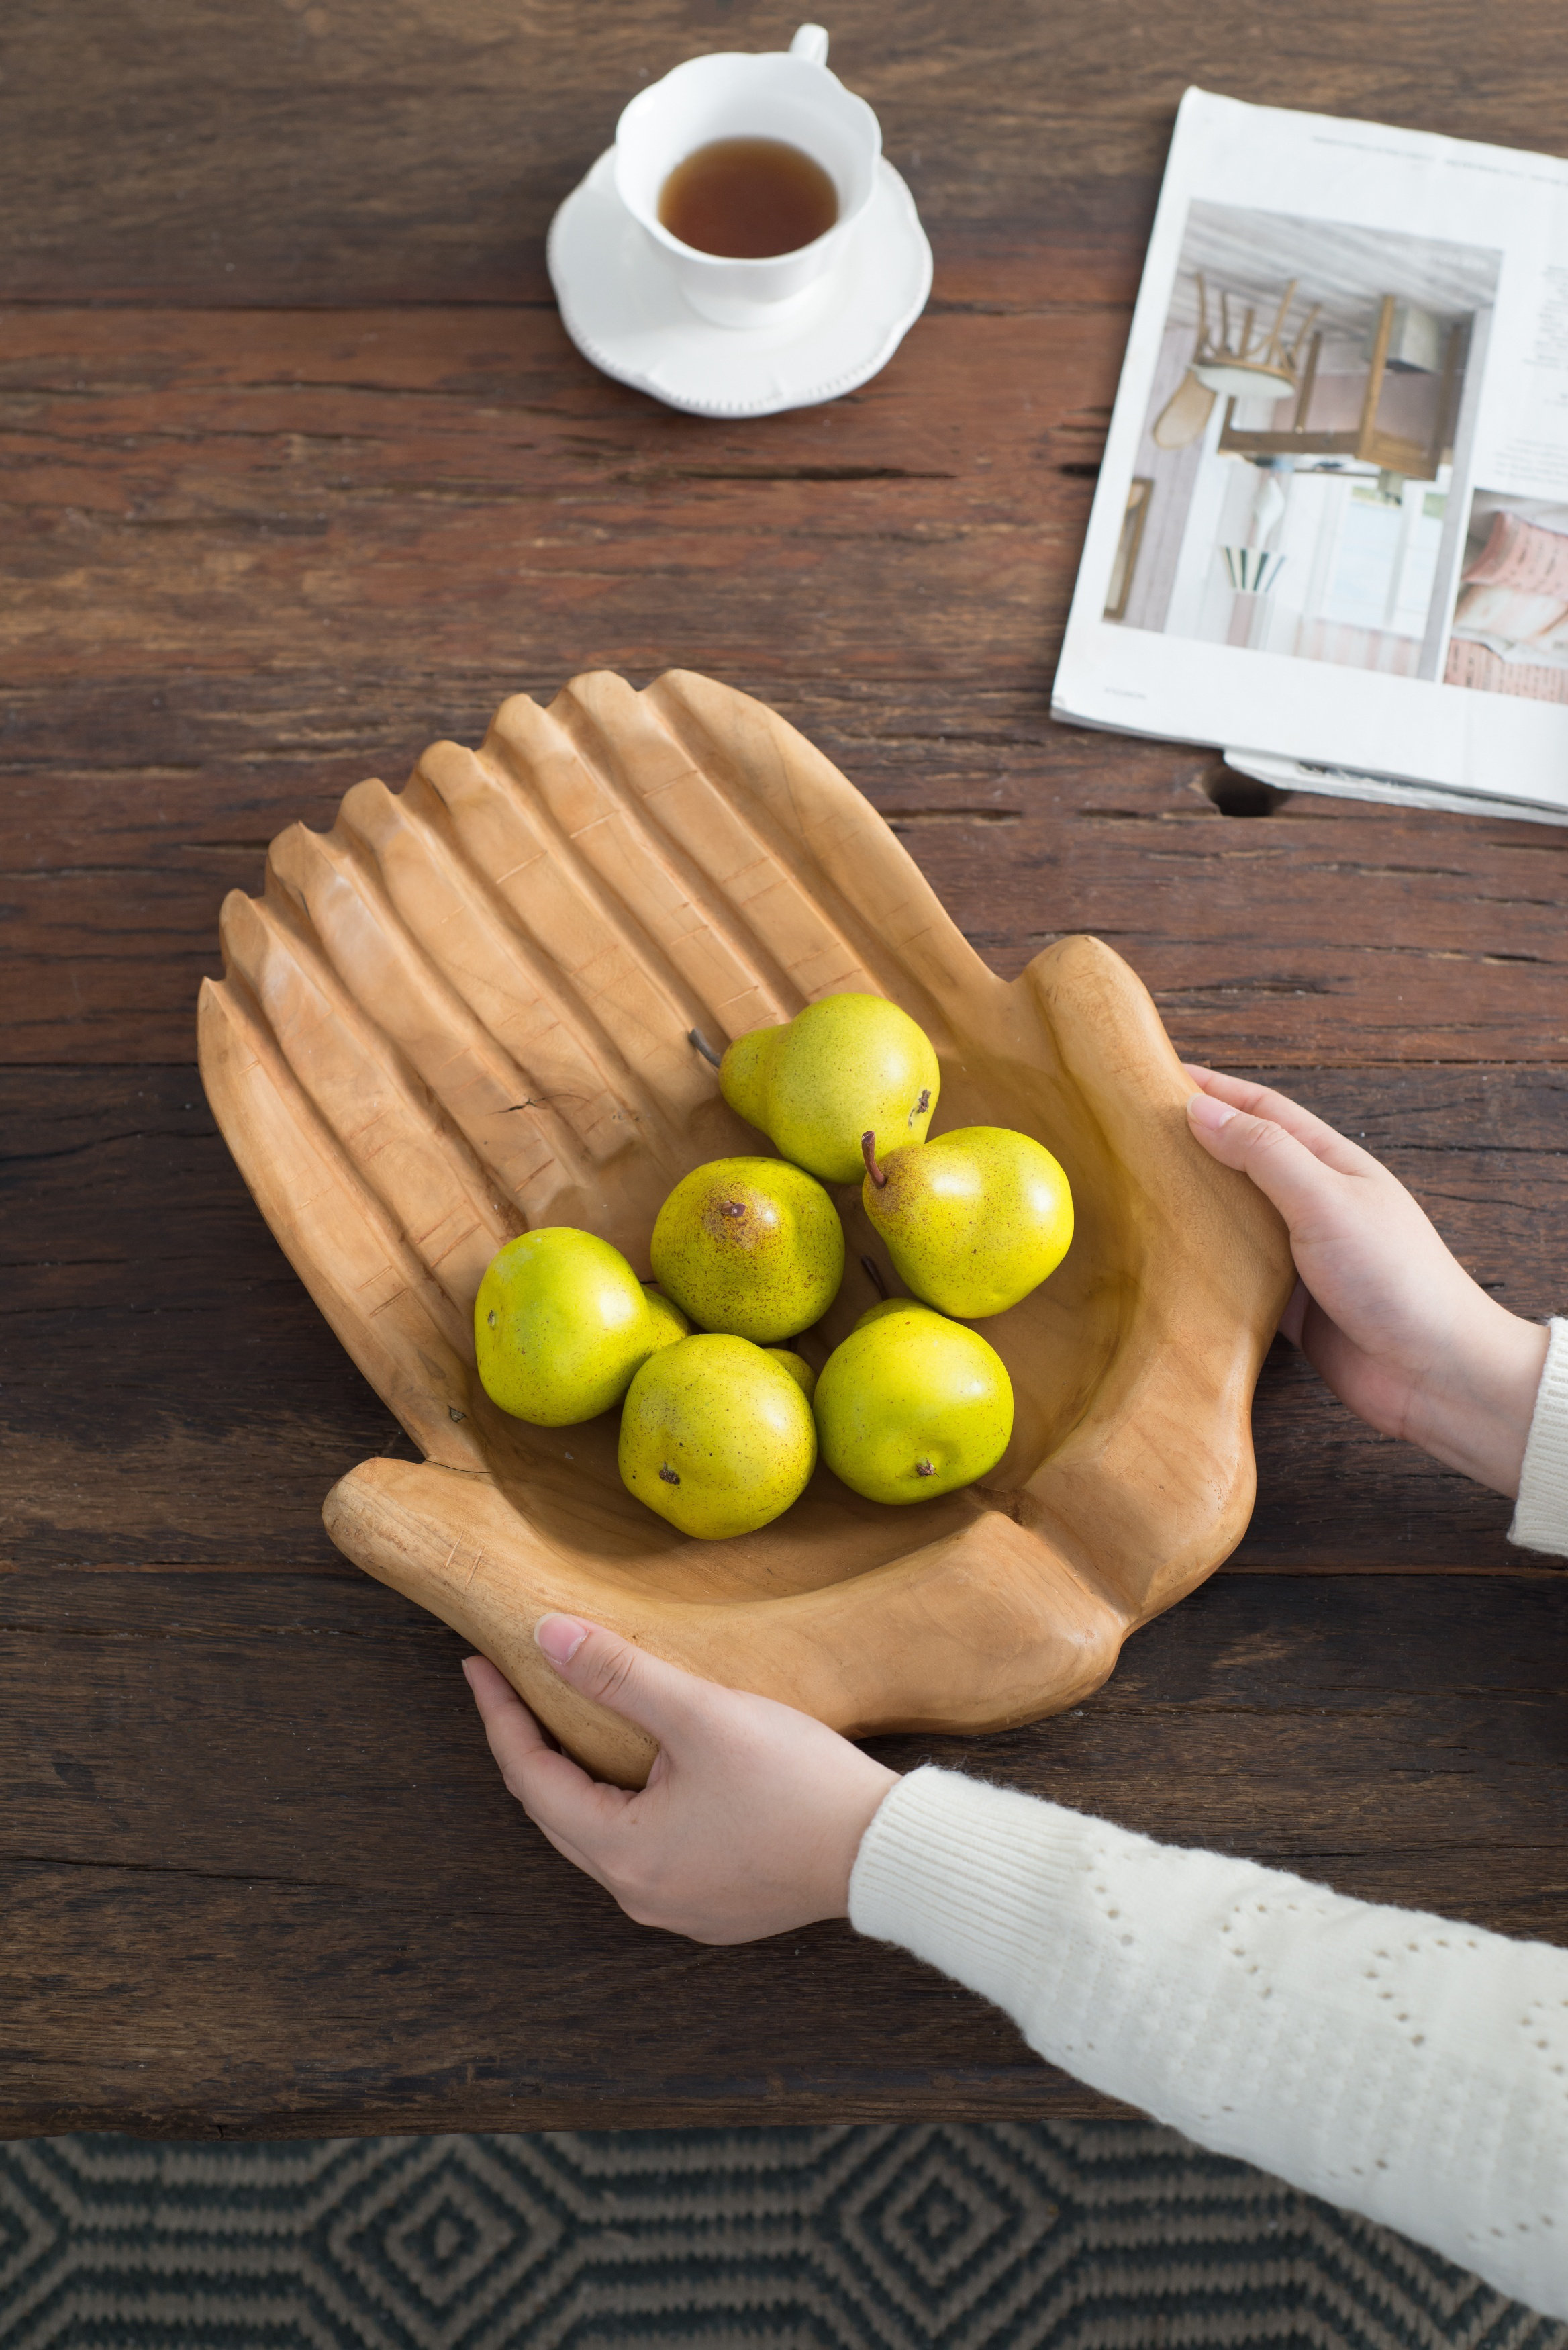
814 1305 1013 1504
642 1285 692 1348
852 1297 937 1331
767 1347 818 1401
475 1229 665 1426
620 1335 817 1538
650 1156 844 1342
720 993 940 1184
861 1126 1073 1319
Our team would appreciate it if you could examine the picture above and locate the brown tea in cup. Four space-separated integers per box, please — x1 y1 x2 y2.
658 136 838 260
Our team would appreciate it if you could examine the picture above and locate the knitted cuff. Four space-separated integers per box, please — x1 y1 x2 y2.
1510 1317 1568 1556
848 1765 1087 2014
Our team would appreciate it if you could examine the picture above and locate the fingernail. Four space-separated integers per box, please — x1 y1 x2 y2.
535 1613 589 1666
460 1656 480 1684
1187 1091 1236 1131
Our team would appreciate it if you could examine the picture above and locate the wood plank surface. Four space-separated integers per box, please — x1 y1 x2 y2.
2 0 1566 2134
7 308 1568 1068
2 1567 1562 2134
5 0 1568 308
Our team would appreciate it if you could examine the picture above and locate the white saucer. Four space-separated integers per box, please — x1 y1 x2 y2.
547 151 932 418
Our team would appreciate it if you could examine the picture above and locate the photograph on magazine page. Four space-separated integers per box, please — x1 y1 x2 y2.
1106 201 1500 684
1444 491 1568 704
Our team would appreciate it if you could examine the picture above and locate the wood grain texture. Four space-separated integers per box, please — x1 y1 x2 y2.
7 308 1568 1071
3 0 1567 308
1 1566 1561 2135
4 0 1568 2132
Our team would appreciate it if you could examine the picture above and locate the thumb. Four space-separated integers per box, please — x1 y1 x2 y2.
534 1614 716 1748
1186 1088 1342 1232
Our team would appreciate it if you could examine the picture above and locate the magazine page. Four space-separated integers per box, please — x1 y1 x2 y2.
1052 87 1568 812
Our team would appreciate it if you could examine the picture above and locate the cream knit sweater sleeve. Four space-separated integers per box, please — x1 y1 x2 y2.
849 1322 1568 2319
1511 1317 1568 1552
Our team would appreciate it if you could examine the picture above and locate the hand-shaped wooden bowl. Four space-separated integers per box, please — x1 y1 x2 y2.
198 671 1292 1785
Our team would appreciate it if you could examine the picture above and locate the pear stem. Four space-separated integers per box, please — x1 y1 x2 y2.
860 1252 888 1301
861 1130 886 1187
689 1028 722 1068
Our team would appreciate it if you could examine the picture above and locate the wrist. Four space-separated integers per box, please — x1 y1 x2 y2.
1406 1303 1549 1497
828 1758 899 1916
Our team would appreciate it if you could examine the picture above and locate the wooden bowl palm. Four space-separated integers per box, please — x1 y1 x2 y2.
198 670 1292 1785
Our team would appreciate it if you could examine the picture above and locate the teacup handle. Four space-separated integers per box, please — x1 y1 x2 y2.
789 23 830 64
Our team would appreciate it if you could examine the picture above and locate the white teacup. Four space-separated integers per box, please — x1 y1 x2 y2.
612 26 881 330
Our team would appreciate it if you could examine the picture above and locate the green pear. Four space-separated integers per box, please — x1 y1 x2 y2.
861 1125 1073 1319
766 1346 818 1401
852 1297 932 1331
650 1156 844 1343
642 1285 692 1348
720 992 940 1185
475 1228 666 1426
814 1305 1013 1504
620 1335 817 1538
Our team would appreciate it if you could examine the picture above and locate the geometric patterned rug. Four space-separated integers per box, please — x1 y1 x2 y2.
1 2124 1561 2350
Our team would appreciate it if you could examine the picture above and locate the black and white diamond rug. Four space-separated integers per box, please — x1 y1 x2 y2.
0 2124 1560 2349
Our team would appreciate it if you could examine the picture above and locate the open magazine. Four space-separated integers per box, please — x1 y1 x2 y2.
1052 88 1568 822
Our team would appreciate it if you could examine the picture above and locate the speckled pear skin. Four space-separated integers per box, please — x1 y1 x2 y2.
618 1334 818 1540
197 667 1293 1789
721 992 941 1184
641 1288 692 1348
814 1306 1014 1505
865 1126 1075 1321
650 1156 845 1343
474 1228 657 1426
766 1348 819 1401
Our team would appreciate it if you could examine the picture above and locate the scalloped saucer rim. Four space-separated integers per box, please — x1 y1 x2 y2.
547 150 932 418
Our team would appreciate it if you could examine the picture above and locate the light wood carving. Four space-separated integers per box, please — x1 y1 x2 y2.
197 671 1293 1785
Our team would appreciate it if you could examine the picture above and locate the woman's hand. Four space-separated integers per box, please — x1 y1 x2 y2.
1186 1066 1547 1497
462 1619 897 1942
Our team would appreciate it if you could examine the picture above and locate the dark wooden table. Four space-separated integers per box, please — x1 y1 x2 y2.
4 0 1566 2139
